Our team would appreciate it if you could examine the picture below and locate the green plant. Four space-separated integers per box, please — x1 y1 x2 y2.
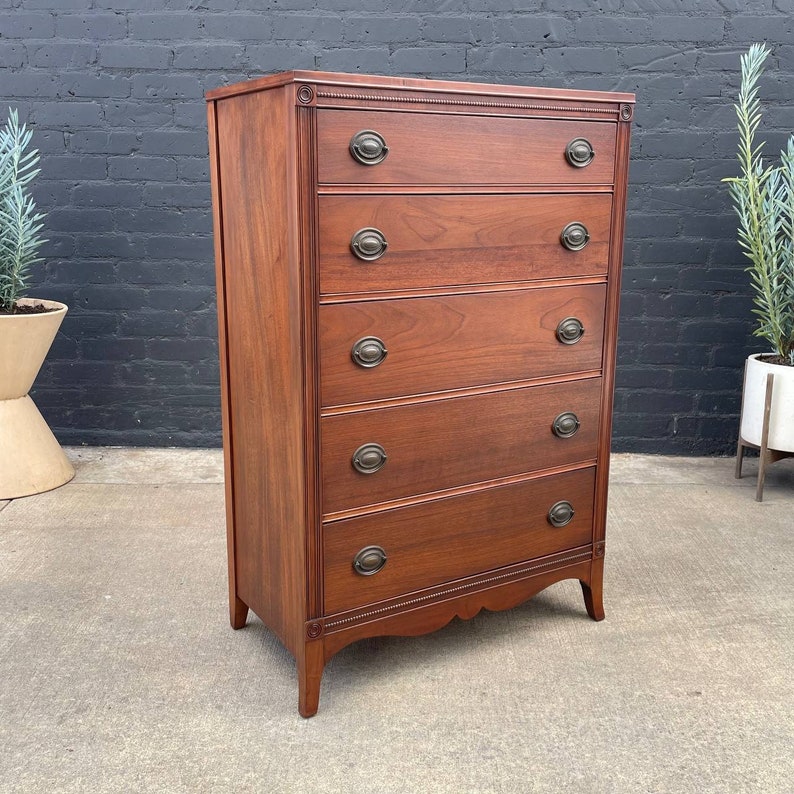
0 108 46 313
724 43 794 366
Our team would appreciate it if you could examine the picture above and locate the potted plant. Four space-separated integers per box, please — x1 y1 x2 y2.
726 44 794 500
0 108 74 498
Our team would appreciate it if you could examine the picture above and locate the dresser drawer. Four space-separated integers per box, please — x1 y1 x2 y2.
317 110 616 185
320 284 606 407
318 194 612 294
321 377 601 515
324 466 596 614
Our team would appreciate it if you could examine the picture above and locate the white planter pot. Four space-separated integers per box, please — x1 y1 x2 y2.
739 353 794 452
0 298 75 498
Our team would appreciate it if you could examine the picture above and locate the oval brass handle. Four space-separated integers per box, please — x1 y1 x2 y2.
548 501 575 528
556 317 585 345
351 336 388 368
560 222 590 251
351 227 388 261
352 443 387 474
353 545 387 576
552 411 581 439
349 130 389 165
565 137 595 167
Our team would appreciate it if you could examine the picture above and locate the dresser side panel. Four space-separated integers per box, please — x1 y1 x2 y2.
207 100 242 626
595 115 633 546
214 87 307 654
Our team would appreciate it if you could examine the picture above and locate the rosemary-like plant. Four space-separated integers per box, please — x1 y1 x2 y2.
0 108 46 313
724 44 794 365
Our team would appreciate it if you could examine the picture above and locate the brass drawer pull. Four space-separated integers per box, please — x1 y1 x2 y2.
556 317 585 345
560 222 590 251
351 336 388 368
548 500 575 528
353 545 388 576
352 443 388 474
552 411 581 438
349 130 389 165
351 227 388 261
565 137 595 167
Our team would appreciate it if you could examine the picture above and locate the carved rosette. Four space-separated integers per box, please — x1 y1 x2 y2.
306 621 323 639
595 542 606 558
619 104 633 121
297 84 315 105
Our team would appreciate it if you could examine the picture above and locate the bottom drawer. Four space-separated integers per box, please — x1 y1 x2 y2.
323 466 596 615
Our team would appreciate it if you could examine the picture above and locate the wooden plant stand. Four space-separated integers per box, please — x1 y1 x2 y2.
735 370 794 501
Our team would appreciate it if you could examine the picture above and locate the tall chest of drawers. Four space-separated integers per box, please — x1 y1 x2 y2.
206 71 634 717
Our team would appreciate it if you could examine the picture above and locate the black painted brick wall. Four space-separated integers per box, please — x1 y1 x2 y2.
2 1 793 453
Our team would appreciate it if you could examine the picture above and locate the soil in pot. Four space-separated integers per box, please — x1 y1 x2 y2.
757 354 794 367
0 302 60 315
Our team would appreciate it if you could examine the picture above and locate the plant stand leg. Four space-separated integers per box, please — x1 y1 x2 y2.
735 438 745 479
735 358 749 480
756 450 768 503
756 372 775 502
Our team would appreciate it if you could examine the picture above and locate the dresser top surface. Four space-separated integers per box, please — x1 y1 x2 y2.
205 69 636 105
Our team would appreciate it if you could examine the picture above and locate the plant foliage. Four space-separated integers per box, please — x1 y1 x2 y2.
0 108 46 313
724 43 794 365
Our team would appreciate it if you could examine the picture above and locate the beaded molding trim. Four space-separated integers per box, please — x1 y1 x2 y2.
324 549 592 631
316 90 619 116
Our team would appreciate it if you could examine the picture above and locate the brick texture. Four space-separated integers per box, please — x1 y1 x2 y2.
3 0 792 453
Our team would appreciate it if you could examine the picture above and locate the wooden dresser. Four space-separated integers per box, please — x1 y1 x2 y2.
206 71 633 717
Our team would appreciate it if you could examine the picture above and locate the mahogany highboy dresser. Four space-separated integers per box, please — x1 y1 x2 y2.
206 72 633 717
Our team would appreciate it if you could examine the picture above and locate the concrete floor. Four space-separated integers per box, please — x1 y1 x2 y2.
1 449 792 793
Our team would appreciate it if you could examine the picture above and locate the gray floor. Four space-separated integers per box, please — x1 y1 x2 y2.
1 449 792 794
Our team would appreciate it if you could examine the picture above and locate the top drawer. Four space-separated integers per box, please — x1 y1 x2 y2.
317 110 617 186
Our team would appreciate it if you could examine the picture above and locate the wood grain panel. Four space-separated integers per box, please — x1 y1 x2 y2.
213 87 307 655
319 284 606 406
324 467 595 614
321 377 601 515
208 101 244 628
317 110 616 185
318 193 612 294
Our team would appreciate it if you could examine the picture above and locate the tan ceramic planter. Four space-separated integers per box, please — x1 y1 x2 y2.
0 298 75 498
